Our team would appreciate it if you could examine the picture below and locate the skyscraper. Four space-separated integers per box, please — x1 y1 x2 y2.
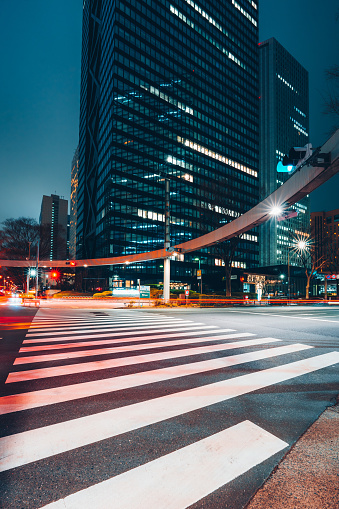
311 208 339 273
77 0 259 287
69 146 79 260
40 194 68 261
259 37 310 268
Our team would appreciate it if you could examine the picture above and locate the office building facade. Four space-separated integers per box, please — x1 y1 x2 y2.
259 38 310 268
311 208 339 273
77 0 259 287
40 194 68 261
69 147 79 260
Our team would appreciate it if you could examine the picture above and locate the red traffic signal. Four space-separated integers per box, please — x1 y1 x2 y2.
70 261 76 267
51 271 60 279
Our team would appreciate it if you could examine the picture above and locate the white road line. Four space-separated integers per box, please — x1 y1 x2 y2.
29 318 185 328
30 314 168 323
29 318 186 331
26 320 194 337
1 343 310 415
7 336 276 382
228 310 339 323
22 329 236 346
19 331 246 353
16 333 256 364
1 351 336 472
23 325 219 344
39 420 288 509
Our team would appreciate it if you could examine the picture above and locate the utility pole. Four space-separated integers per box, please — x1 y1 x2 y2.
288 250 290 302
35 242 39 298
26 241 31 294
163 178 170 302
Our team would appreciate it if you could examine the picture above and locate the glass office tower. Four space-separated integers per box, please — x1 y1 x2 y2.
259 38 310 268
77 0 259 287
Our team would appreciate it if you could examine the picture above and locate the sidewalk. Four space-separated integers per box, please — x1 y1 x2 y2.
246 402 339 508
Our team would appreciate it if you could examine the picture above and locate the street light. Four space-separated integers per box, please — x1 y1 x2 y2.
194 257 202 294
287 236 309 300
269 205 284 217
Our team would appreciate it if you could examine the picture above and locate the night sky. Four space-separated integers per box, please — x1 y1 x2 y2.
0 0 338 225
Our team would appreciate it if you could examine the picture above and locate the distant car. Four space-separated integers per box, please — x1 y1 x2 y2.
12 291 23 297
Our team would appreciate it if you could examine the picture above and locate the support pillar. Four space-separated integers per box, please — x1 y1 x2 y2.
163 178 170 302
163 257 170 302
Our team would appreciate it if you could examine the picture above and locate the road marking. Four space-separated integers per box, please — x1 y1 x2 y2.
39 421 288 509
228 310 339 323
19 331 247 353
28 318 188 331
7 336 276 382
2 351 337 472
23 325 220 344
1 343 310 414
16 333 255 364
26 320 196 337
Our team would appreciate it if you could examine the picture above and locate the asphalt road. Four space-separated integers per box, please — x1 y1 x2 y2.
0 303 338 508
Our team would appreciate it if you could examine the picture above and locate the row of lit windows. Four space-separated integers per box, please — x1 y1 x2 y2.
294 106 306 118
277 73 299 94
232 0 257 26
215 259 247 268
170 5 249 74
178 137 258 177
290 117 308 137
170 0 257 63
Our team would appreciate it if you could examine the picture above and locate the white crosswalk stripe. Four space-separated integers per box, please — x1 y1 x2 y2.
1 309 339 508
25 319 202 336
24 324 218 342
39 421 288 509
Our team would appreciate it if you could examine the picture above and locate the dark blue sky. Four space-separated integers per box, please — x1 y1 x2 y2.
0 0 338 224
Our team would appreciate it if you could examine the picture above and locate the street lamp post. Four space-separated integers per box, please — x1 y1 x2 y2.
35 242 39 298
194 257 202 294
163 178 171 302
288 250 290 301
26 241 32 294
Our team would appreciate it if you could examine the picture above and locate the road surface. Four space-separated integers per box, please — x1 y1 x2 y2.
0 304 338 508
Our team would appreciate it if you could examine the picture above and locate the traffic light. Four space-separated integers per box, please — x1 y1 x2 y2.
279 143 313 173
51 270 60 279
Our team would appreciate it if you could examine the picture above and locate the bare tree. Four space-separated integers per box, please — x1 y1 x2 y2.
0 217 52 289
0 217 40 260
215 236 241 297
297 241 327 299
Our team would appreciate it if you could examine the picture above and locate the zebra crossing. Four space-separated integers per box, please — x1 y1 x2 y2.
1 309 338 508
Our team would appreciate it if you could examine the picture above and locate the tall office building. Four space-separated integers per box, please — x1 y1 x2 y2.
259 38 310 268
311 208 339 272
77 0 259 286
40 194 68 261
69 146 79 260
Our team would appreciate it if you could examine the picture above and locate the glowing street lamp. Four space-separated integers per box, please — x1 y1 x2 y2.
297 240 307 251
269 205 283 217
